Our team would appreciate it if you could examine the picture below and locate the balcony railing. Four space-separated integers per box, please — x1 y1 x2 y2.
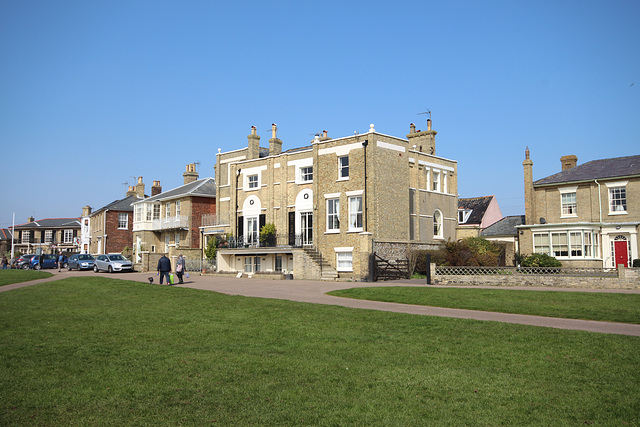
133 216 189 231
219 233 311 249
201 213 230 227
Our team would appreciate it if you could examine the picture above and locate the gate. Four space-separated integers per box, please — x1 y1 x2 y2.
373 253 409 281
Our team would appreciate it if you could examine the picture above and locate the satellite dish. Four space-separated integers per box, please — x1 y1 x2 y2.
539 218 546 224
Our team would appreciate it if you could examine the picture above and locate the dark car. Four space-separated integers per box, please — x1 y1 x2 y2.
30 254 58 270
67 254 96 271
15 254 36 270
93 254 134 273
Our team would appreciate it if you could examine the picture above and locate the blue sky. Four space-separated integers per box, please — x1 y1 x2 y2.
1 0 638 228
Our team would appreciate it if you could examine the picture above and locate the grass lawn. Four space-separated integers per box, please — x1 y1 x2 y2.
0 269 53 286
1 277 639 426
328 286 640 324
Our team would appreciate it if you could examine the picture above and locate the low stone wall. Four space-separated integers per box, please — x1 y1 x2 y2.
434 265 640 289
208 271 286 280
373 241 439 261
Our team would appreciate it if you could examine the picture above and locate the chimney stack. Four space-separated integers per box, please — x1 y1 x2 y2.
560 155 578 171
183 163 199 184
152 180 162 196
126 186 136 197
135 176 145 198
523 147 534 225
82 205 92 217
28 216 35 223
268 123 283 156
247 125 261 160
407 121 437 155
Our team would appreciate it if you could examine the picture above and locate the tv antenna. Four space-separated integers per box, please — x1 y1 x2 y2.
418 109 432 120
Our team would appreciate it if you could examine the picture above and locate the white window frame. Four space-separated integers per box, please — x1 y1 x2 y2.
44 230 53 243
300 166 313 183
175 232 180 247
175 201 181 217
348 196 363 232
433 209 443 239
153 204 160 220
21 230 30 244
326 198 340 232
432 170 441 192
532 229 600 259
338 156 349 180
118 213 128 229
559 186 578 217
606 181 628 215
165 202 171 219
335 247 354 272
135 205 143 222
458 209 472 224
63 229 73 244
247 174 259 189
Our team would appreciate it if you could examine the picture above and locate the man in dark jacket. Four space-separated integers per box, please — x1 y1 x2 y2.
157 254 172 285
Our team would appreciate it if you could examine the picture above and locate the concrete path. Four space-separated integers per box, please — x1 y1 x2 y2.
3 269 640 336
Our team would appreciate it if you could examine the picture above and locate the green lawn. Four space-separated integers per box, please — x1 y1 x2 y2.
328 286 640 324
1 277 639 425
0 269 53 286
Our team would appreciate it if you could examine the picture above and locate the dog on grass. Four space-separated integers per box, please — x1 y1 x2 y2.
148 277 154 284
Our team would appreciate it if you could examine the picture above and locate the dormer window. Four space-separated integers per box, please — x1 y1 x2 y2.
458 209 472 224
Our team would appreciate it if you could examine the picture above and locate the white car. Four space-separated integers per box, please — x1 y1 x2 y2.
93 254 134 273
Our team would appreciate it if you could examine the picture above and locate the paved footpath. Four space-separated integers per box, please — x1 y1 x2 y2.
3 270 640 337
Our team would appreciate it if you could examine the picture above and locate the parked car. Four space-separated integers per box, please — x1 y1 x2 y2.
15 254 36 270
30 254 58 270
67 254 96 271
93 254 134 273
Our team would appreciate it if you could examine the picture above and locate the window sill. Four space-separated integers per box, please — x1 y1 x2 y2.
325 230 341 234
560 214 578 218
608 211 628 216
348 228 363 233
337 268 353 272
337 177 350 182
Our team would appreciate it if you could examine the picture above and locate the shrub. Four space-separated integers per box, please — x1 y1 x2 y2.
260 223 277 247
205 236 218 261
521 253 562 268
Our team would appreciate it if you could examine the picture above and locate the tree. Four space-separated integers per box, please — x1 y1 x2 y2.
204 236 218 261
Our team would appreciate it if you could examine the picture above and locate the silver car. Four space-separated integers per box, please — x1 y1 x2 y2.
67 254 96 271
93 254 134 273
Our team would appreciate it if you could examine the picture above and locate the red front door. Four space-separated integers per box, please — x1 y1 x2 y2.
614 240 628 267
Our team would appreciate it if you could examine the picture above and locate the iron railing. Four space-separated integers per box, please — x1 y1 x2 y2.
221 234 310 249
435 266 618 278
201 214 230 227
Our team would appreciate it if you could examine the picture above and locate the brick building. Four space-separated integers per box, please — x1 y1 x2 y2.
131 164 216 270
519 150 640 268
88 177 147 255
11 217 81 255
210 121 458 280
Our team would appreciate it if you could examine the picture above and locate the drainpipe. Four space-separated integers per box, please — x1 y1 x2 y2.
594 179 602 224
595 179 604 264
103 209 108 254
362 139 368 232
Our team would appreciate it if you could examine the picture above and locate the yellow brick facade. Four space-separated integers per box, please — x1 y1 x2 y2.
211 122 458 280
520 151 640 268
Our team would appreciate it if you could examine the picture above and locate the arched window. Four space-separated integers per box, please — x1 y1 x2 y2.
433 210 443 239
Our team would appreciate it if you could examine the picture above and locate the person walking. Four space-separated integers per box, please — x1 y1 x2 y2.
1 256 8 269
157 254 172 285
58 252 65 272
176 254 186 284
